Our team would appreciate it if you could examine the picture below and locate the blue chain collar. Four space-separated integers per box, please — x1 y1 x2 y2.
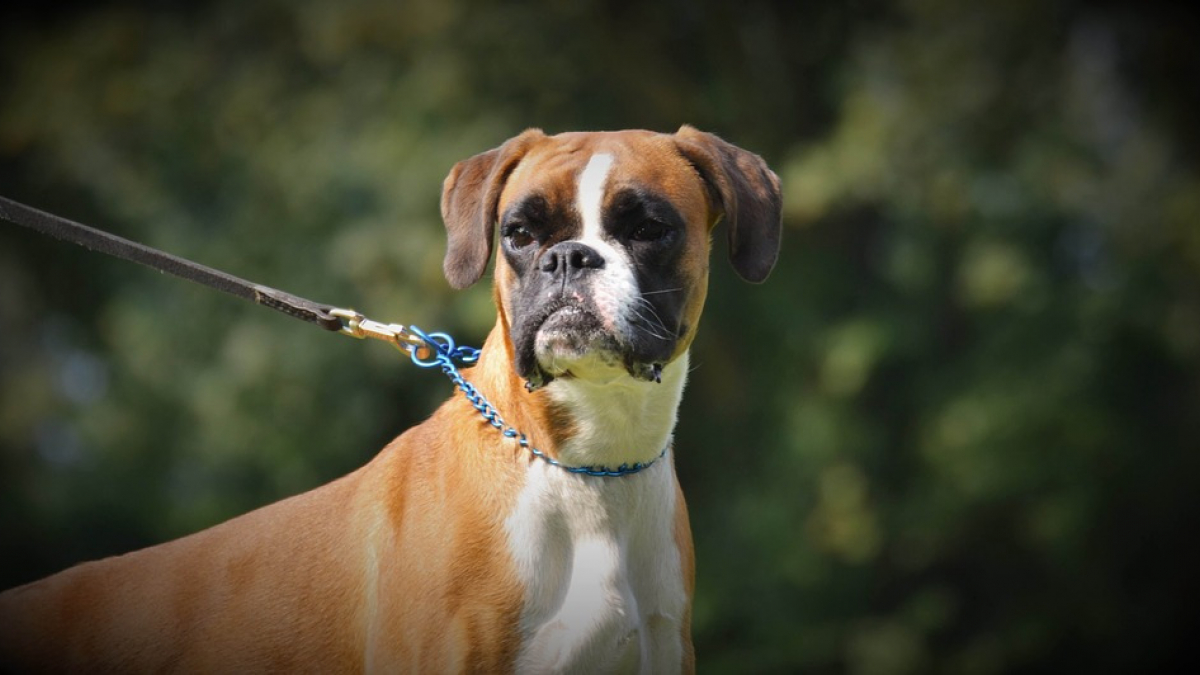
406 326 667 478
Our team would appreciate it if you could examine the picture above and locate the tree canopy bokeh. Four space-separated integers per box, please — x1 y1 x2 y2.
2 0 1197 672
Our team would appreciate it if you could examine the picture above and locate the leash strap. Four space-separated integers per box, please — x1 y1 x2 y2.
0 194 473 362
0 195 343 331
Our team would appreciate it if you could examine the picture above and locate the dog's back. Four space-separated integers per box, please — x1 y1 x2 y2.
0 464 371 672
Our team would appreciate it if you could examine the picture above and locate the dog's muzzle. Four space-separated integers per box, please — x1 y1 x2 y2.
511 241 670 389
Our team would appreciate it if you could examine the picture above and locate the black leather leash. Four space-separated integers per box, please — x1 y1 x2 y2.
0 194 343 332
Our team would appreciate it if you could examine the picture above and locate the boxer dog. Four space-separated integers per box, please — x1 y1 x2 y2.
0 126 781 673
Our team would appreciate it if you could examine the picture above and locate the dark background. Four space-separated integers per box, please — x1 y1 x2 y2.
2 1 1198 672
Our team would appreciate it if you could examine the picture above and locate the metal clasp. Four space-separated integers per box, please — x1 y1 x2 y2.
330 308 432 360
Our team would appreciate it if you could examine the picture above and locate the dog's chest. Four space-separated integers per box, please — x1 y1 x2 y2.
504 459 686 674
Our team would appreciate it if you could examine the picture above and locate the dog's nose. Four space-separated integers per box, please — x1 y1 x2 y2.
540 242 605 280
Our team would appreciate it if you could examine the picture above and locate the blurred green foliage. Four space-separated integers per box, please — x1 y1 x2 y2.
2 0 1198 672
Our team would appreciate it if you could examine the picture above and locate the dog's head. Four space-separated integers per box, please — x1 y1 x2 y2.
441 127 781 389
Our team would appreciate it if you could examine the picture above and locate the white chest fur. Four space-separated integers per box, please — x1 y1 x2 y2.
505 457 686 674
504 356 690 674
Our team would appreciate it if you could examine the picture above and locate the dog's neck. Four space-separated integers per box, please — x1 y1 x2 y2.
543 354 688 469
469 325 688 471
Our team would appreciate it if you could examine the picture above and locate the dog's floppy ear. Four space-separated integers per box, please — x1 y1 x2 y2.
441 129 545 289
673 125 782 283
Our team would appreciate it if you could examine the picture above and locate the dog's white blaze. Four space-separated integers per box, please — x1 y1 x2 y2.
574 153 640 342
577 152 614 240
506 452 686 674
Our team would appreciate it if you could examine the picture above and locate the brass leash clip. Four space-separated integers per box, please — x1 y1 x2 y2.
330 308 433 360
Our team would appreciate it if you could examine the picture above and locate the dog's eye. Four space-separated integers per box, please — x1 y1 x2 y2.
503 224 535 249
629 220 669 243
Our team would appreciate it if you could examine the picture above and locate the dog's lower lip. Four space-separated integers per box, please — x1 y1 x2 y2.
539 304 594 329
